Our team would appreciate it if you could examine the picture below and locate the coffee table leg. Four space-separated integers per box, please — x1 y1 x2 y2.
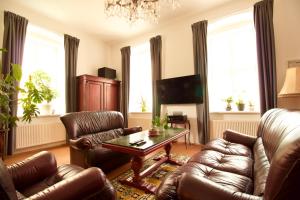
131 155 143 182
164 143 183 166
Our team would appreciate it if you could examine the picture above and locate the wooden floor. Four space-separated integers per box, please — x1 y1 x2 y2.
4 142 201 179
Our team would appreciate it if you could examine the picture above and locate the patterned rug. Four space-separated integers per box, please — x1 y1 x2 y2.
111 152 190 200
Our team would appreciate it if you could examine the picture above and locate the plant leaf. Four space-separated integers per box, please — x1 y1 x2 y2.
11 63 22 81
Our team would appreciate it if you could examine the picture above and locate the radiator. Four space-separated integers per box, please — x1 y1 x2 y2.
16 121 66 150
211 120 259 140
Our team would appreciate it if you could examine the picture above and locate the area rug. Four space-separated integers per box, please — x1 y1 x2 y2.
111 152 190 200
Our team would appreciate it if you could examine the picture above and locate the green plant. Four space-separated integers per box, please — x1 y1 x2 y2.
0 49 57 131
152 115 169 130
224 96 233 103
140 97 147 112
236 98 245 111
235 99 245 106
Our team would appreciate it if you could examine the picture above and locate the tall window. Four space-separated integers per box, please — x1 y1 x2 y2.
129 42 152 112
208 11 260 112
19 24 65 115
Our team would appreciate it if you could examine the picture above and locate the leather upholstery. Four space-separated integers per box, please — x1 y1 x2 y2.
60 111 142 172
3 151 116 200
156 109 300 200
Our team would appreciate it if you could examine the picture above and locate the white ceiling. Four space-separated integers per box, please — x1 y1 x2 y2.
12 0 234 42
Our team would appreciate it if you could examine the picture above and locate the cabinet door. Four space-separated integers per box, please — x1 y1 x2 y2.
104 83 119 111
87 81 104 111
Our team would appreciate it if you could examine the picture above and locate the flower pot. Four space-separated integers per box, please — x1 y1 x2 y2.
226 104 232 111
237 104 245 111
0 129 9 159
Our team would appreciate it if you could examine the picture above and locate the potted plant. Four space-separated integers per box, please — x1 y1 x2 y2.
140 96 147 112
0 49 54 158
151 115 169 133
248 101 255 111
224 96 233 111
22 70 57 115
236 99 245 111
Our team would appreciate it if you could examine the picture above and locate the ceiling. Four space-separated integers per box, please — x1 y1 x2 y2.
12 0 234 42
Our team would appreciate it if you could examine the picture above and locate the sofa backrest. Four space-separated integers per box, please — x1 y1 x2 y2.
257 109 300 200
60 111 124 139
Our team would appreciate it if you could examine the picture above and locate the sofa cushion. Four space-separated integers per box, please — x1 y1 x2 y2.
189 150 253 178
203 138 253 158
253 137 269 196
0 159 17 200
183 163 253 194
81 128 123 147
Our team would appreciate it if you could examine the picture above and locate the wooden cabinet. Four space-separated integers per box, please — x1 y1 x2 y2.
77 75 120 112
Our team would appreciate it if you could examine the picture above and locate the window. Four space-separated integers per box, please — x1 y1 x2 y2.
19 24 65 115
208 11 260 112
129 42 152 112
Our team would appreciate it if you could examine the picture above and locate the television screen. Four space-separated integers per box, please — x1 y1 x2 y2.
157 75 203 104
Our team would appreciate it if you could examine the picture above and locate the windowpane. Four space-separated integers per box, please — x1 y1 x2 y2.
19 24 65 115
129 42 152 112
208 11 260 112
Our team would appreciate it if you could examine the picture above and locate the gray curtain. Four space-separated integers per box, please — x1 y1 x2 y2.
191 20 209 144
150 35 162 120
121 46 130 127
254 0 277 115
1 11 28 155
64 34 80 113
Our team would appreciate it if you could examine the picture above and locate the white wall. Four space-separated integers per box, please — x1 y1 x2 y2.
110 0 260 137
110 0 300 142
0 0 110 76
274 0 300 109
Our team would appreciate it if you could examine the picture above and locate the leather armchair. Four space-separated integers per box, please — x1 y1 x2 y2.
0 151 115 200
156 109 300 200
60 111 142 172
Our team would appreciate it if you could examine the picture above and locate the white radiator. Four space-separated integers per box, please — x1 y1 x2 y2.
16 121 66 150
211 120 259 140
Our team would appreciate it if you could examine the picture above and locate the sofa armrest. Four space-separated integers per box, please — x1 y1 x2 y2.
178 173 262 200
223 129 257 148
7 151 57 190
27 167 116 200
70 137 93 150
123 126 142 135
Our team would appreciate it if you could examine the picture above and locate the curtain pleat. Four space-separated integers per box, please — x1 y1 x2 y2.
191 20 210 144
254 0 277 115
150 35 162 120
64 34 80 113
121 46 130 127
1 11 28 155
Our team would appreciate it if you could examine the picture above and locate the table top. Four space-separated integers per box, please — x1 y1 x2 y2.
102 128 188 156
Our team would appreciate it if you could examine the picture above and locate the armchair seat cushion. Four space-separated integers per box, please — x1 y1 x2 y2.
19 164 83 197
203 138 253 158
189 150 253 178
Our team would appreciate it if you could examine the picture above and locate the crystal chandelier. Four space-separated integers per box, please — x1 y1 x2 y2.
105 0 180 23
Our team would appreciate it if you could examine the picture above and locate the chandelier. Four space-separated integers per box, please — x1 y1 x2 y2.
105 0 180 23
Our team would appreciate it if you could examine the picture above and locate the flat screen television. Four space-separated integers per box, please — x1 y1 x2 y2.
157 74 203 104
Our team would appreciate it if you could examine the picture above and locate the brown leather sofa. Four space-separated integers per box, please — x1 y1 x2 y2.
156 108 300 200
0 151 115 200
60 111 142 173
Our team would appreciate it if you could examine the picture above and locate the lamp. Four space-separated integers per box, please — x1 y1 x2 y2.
104 0 180 23
278 66 300 97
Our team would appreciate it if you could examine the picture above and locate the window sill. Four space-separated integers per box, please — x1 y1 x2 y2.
17 114 62 119
129 112 152 114
210 111 260 115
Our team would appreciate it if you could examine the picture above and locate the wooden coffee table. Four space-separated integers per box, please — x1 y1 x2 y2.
102 128 188 194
